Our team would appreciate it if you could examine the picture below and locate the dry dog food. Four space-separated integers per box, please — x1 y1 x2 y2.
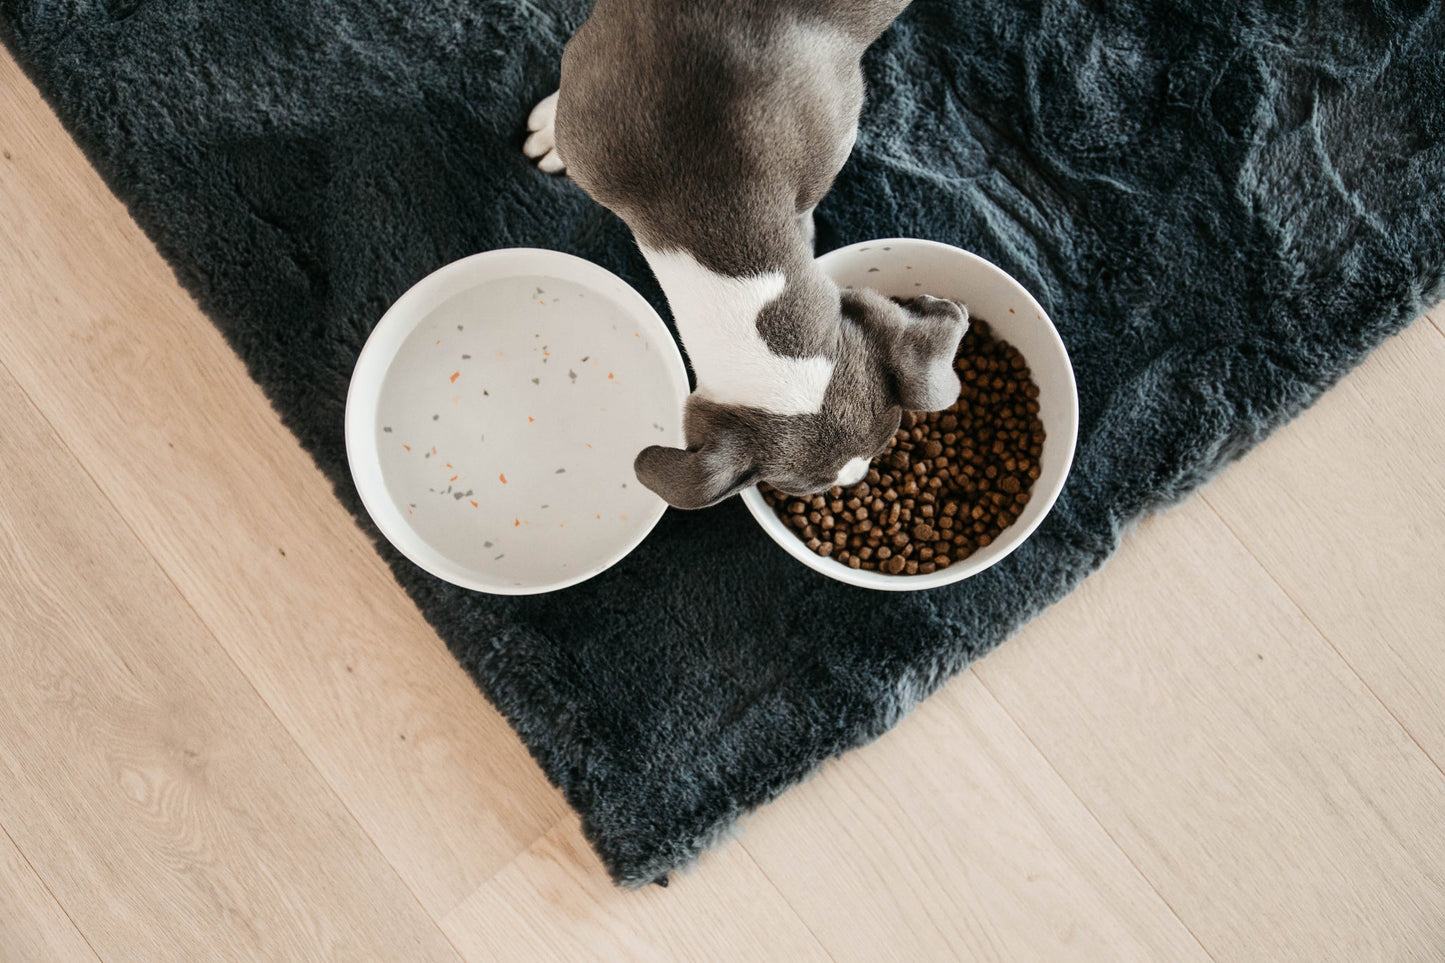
761 318 1044 575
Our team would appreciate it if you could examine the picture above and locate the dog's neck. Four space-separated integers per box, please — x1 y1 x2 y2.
639 243 839 416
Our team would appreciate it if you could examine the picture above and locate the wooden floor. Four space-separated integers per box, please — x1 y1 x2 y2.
3 49 1443 962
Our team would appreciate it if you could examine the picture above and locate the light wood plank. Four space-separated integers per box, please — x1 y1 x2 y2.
739 672 1208 962
974 494 1445 961
442 819 832 963
1203 320 1445 769
0 365 458 960
0 49 567 918
0 825 99 963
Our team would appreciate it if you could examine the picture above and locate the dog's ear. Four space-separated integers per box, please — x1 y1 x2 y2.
878 294 969 412
634 444 757 509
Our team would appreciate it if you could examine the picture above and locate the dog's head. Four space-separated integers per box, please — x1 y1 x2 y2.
635 291 968 509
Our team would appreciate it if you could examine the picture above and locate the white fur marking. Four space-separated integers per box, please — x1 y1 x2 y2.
524 91 565 173
641 247 834 415
833 456 870 488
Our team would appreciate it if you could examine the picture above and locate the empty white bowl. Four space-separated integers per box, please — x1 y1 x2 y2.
740 238 1079 590
346 248 689 594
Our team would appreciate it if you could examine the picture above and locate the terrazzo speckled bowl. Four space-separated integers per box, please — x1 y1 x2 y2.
740 238 1079 591
346 248 689 594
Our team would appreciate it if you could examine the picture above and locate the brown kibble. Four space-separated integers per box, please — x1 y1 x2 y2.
760 316 1044 575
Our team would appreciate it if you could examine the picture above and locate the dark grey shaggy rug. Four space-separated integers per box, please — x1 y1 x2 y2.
4 0 1442 885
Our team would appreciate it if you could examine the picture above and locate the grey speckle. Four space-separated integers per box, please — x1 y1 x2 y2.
531 377 540 385
867 267 880 273
445 485 452 494
408 503 417 509
882 246 892 251
555 468 566 474
462 353 471 360
914 282 922 287
621 483 628 488
382 426 393 433
495 554 506 560
457 324 464 331
480 434 485 442
541 504 549 509
859 246 871 251
533 287 543 296
465 489 474 497
424 452 431 459
484 540 493 547
652 422 664 432
568 369 577 382
432 414 439 421
454 492 464 500
581 355 589 362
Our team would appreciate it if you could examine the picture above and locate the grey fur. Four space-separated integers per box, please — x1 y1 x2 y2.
532 0 963 508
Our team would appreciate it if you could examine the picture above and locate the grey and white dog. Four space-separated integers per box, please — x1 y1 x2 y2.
524 0 968 509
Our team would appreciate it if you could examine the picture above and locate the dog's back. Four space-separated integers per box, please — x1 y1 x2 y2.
555 1 904 277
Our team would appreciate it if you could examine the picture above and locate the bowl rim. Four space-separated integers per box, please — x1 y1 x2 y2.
739 237 1079 591
345 247 689 595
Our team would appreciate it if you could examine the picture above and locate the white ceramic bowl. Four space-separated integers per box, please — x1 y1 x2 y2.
346 248 689 594
740 238 1079 590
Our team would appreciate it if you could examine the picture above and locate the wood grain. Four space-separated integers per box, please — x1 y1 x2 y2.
443 819 832 963
974 486 1445 961
0 825 99 963
0 49 567 919
0 364 458 960
1202 318 1445 770
739 672 1208 962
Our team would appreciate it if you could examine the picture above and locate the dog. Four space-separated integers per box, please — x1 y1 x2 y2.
524 1 968 509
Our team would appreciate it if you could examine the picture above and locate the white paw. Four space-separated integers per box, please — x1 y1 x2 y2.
523 90 566 174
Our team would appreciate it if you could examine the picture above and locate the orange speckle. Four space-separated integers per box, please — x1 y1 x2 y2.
497 350 505 357
408 508 414 515
619 513 628 521
585 443 592 449
431 446 437 455
543 350 551 356
452 396 460 403
1008 308 1016 314
527 416 535 423
558 523 564 528
450 371 460 383
514 518 521 527
435 339 441 345
449 475 458 482
469 500 479 508
905 265 913 270
633 331 640 338
445 462 453 468
595 513 601 519
539 299 548 307
499 472 508 484
607 372 615 379
402 444 411 451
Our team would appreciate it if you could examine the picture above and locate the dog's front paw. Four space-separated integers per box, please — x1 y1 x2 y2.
523 91 566 175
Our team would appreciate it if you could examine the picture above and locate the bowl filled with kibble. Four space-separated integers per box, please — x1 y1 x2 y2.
741 238 1078 590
